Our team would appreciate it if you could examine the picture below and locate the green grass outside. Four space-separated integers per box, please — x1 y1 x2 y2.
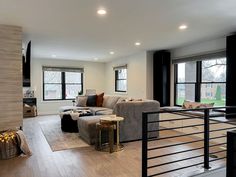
177 98 225 107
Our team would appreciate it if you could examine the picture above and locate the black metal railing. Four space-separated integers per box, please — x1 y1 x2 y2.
142 106 236 177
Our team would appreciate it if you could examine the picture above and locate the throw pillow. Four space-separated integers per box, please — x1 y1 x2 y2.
96 92 104 107
76 96 88 107
182 100 214 110
182 100 201 109
86 95 97 107
199 103 214 108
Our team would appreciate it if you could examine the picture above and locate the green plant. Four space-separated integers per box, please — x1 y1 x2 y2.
0 131 16 143
215 85 222 100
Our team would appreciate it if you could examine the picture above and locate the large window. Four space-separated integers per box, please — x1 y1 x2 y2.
114 66 127 92
175 56 226 106
175 62 196 105
43 67 83 100
201 59 226 106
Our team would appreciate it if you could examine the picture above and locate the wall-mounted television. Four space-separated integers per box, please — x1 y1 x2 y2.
23 41 31 87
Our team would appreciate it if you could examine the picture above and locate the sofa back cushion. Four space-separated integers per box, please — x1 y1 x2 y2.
103 96 121 109
76 96 88 107
96 92 104 107
86 95 97 107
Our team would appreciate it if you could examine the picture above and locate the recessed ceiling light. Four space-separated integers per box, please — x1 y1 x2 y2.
109 51 114 55
179 24 188 30
52 54 57 58
97 9 107 15
135 42 141 46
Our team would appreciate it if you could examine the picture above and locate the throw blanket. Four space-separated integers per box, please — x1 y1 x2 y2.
16 130 32 156
60 110 92 120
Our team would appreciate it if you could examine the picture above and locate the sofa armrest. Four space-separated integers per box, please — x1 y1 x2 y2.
113 100 160 142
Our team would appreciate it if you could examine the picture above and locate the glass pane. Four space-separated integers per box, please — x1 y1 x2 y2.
116 80 127 92
201 83 226 106
66 84 82 99
44 84 62 99
65 72 82 83
202 58 226 82
176 84 195 105
44 71 61 83
117 69 127 79
177 62 196 82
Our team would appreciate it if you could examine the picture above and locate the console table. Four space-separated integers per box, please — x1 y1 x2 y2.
23 98 37 118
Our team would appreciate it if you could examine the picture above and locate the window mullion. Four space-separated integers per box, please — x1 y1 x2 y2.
195 61 201 102
174 64 178 105
62 72 65 100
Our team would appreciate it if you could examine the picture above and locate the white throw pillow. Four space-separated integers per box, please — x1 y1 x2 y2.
76 96 88 107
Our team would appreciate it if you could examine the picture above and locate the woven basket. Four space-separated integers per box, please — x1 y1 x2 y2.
0 137 20 160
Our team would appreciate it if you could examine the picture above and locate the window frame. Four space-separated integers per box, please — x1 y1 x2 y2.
174 59 226 106
115 68 127 93
43 68 83 101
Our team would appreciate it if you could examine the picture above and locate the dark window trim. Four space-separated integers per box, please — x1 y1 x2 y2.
115 69 127 92
174 60 226 106
43 70 83 101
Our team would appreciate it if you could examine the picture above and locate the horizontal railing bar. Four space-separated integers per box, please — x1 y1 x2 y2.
148 154 204 169
143 106 236 116
152 116 235 124
210 121 236 125
148 141 226 152
148 116 236 124
210 149 226 155
209 157 226 162
148 116 203 124
209 142 226 148
148 131 204 142
148 146 204 160
148 139 203 151
209 113 236 118
210 122 229 125
210 135 226 140
151 123 204 132
210 127 236 133
147 161 204 177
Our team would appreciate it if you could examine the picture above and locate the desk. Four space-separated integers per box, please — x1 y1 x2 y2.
100 116 124 152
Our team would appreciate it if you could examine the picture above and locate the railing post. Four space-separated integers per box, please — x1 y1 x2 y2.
142 112 148 177
204 109 210 169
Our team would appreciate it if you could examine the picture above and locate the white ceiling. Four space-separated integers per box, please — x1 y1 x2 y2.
0 0 236 62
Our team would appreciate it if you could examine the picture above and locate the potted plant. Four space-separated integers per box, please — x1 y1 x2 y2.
0 131 20 160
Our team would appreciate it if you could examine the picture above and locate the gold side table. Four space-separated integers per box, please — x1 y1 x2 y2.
100 116 124 152
95 122 114 153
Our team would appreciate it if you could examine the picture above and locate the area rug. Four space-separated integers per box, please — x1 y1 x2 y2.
39 119 90 151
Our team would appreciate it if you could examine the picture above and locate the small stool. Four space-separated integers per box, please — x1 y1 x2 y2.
95 122 114 153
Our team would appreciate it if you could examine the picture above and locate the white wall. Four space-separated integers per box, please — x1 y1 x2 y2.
146 51 154 99
171 37 226 59
105 52 149 99
31 58 106 115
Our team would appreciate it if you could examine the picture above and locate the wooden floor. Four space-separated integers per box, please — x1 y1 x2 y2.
0 115 226 177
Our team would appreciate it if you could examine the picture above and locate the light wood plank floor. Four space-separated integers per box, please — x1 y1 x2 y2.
0 115 226 177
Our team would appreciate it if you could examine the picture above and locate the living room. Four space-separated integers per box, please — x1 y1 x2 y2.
1 0 236 177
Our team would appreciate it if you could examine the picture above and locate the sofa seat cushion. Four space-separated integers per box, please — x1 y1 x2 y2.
59 106 89 113
95 109 113 115
77 115 105 144
88 107 112 115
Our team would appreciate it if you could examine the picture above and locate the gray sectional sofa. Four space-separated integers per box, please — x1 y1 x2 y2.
60 95 160 144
